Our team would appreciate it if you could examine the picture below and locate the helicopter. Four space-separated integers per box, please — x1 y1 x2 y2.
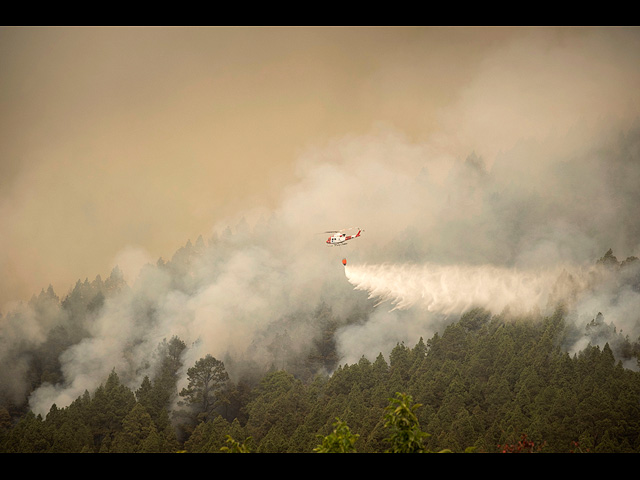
324 228 364 246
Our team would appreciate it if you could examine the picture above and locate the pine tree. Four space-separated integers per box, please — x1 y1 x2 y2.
90 369 136 450
111 403 158 453
179 355 229 423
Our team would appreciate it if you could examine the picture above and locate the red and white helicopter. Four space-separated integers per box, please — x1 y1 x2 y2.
324 227 364 246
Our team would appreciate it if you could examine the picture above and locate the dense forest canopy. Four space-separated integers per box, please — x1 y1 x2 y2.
2 123 640 452
1 235 640 452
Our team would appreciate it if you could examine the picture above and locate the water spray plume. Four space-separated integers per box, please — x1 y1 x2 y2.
344 262 568 315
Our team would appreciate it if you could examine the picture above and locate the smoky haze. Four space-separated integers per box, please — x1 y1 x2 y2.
0 26 509 307
1 27 640 415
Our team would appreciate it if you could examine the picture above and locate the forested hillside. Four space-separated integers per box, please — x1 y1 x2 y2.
2 265 640 452
3 27 640 454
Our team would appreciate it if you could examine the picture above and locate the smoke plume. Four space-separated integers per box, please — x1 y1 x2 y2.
1 28 639 416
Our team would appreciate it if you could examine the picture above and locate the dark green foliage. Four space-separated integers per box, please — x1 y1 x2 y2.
178 354 229 422
314 417 359 453
0 364 179 452
383 392 430 453
3 247 640 452
3 305 640 453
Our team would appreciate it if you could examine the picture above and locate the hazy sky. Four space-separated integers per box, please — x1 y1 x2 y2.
1 26 639 308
